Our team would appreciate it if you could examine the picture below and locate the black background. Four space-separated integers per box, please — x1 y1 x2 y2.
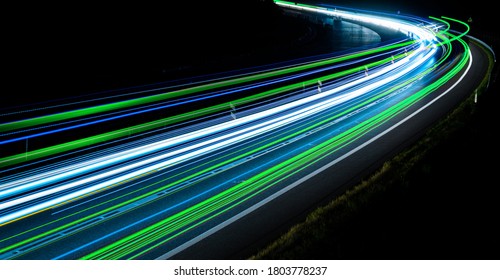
4 0 494 106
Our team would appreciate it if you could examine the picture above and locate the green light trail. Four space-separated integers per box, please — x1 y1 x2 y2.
81 21 470 260
0 46 429 258
0 42 416 168
0 41 413 134
0 61 414 255
0 6 473 260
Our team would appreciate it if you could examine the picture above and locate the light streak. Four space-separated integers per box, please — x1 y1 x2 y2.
0 1 478 260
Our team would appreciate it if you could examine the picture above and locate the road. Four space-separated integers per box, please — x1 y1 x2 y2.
0 1 493 260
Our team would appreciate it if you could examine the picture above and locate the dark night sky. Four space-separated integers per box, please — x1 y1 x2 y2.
6 1 283 104
4 0 495 107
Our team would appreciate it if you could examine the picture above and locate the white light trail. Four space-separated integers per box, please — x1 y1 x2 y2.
0 6 439 226
0 42 437 225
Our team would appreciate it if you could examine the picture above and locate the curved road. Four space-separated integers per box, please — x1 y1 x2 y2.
0 2 494 260
170 35 493 260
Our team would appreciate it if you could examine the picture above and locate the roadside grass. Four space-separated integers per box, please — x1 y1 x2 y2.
249 43 498 260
